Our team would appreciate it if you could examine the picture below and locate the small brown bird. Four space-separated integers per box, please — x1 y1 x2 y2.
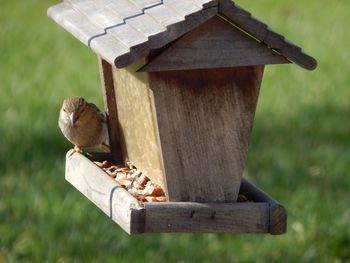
58 96 110 152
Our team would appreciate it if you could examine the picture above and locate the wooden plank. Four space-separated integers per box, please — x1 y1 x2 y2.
263 28 286 51
47 2 104 44
112 60 166 191
218 0 317 70
129 0 163 9
163 0 202 17
280 43 317 71
66 0 123 28
48 1 218 68
195 0 218 8
47 2 129 65
144 4 185 27
115 6 217 67
144 202 269 233
106 0 141 19
65 150 145 234
240 178 287 235
65 151 285 234
218 0 267 40
140 16 289 72
124 12 166 37
149 66 264 202
98 57 123 164
107 23 149 49
90 34 129 66
106 1 166 37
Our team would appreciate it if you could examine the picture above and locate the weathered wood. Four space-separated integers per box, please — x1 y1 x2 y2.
163 0 203 17
141 16 288 72
197 0 219 8
65 150 145 234
218 0 268 40
47 2 129 66
263 28 286 51
48 0 219 69
240 178 287 235
89 34 129 66
47 2 103 45
269 202 287 235
115 6 218 68
218 0 317 70
66 0 123 28
149 66 264 202
49 0 316 70
144 202 269 233
112 60 166 191
144 3 185 26
108 24 149 50
65 151 286 235
98 57 123 164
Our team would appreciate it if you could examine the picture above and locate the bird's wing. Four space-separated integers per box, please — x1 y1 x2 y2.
88 102 107 123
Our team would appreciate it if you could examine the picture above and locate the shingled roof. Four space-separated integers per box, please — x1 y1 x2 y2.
48 0 317 70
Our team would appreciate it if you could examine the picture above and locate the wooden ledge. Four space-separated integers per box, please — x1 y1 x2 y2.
65 150 286 235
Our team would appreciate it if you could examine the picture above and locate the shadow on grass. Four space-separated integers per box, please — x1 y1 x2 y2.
0 120 71 170
247 102 349 188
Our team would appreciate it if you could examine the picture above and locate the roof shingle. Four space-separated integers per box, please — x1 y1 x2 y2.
47 0 316 70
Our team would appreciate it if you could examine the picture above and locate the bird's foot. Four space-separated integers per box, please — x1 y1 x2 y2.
69 146 83 156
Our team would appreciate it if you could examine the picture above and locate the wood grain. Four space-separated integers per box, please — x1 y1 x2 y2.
47 2 129 66
112 60 166 191
98 57 123 164
115 6 218 67
218 0 317 70
141 16 288 71
65 151 286 234
66 0 123 28
240 178 287 235
48 0 218 69
149 66 264 202
144 202 269 233
65 150 145 234
47 2 104 45
163 0 203 17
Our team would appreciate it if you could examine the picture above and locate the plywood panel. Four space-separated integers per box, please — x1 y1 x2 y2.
112 60 165 190
149 66 264 202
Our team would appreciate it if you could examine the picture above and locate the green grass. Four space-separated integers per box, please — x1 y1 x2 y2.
1 0 349 262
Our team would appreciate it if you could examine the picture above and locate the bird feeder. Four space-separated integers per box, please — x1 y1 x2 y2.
48 0 317 235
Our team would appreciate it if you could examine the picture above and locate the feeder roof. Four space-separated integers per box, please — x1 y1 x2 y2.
48 0 317 70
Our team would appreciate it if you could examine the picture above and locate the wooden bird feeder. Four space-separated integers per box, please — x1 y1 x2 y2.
48 0 317 235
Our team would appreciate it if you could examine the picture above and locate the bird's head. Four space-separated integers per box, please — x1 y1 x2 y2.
60 96 87 126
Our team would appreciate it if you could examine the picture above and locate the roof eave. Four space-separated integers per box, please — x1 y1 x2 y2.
218 0 317 70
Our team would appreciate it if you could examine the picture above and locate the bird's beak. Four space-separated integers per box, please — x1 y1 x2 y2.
69 112 75 125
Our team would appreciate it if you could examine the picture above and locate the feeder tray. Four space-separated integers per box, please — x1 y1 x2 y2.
65 151 286 235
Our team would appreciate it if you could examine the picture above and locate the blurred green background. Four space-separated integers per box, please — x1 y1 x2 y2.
1 0 349 262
